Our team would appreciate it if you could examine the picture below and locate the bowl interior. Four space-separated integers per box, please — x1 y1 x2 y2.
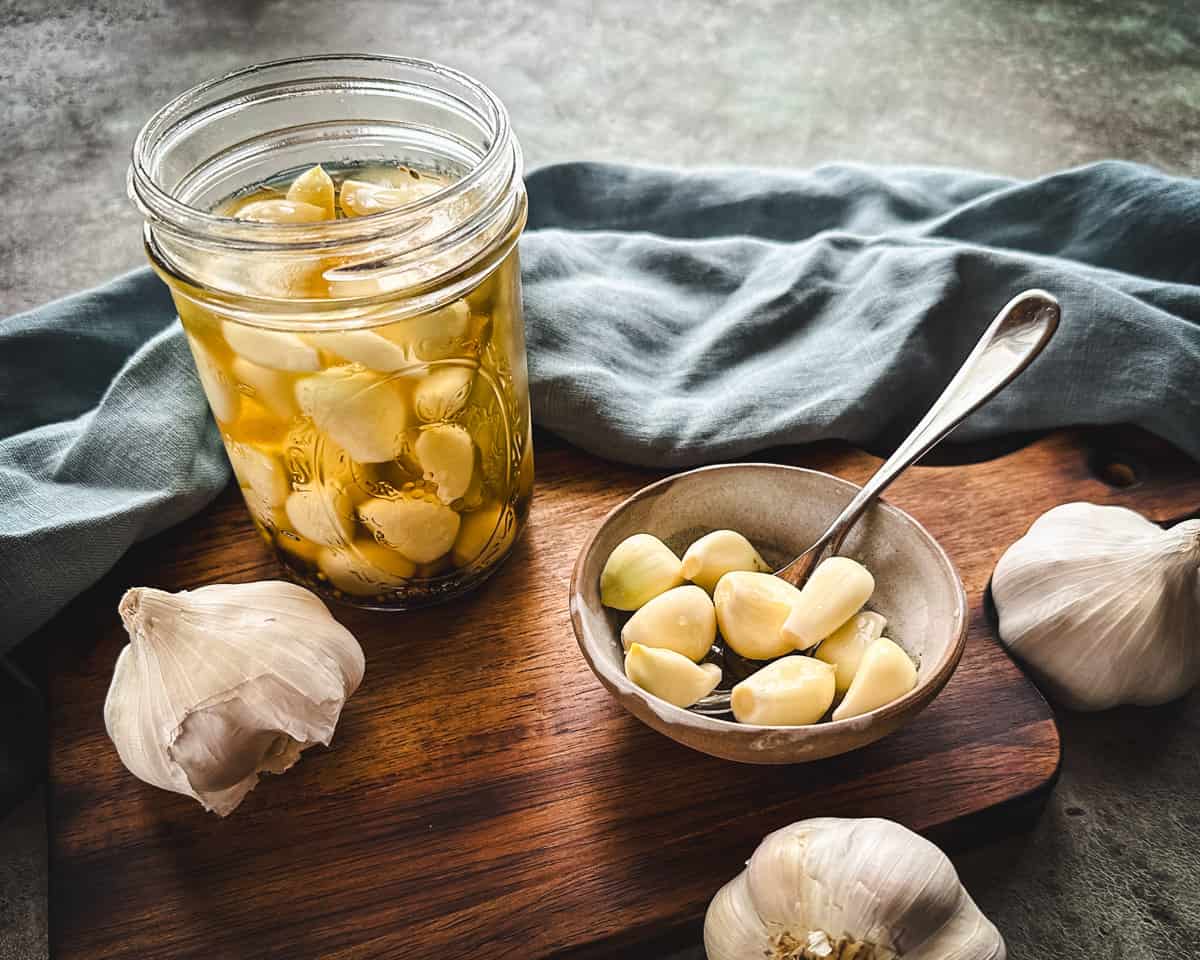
570 463 967 757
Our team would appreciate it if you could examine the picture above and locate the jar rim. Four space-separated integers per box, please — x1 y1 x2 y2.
128 53 515 250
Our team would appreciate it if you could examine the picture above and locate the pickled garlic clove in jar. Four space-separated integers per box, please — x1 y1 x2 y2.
309 329 414 372
294 367 408 464
235 198 329 223
451 501 511 568
223 321 321 372
338 177 442 217
414 366 475 422
285 165 336 219
186 333 240 424
415 424 475 504
230 356 298 419
284 489 356 548
358 495 461 565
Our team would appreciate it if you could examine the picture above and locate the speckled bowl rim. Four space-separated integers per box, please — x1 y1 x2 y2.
569 462 969 745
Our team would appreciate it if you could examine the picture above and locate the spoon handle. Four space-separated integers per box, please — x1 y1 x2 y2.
779 289 1060 582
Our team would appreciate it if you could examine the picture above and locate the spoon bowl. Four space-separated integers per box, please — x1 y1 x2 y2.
569 463 968 764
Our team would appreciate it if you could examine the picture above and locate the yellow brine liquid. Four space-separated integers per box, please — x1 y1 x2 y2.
168 162 533 606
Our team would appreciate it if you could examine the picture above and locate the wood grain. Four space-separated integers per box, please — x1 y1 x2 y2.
44 428 1198 959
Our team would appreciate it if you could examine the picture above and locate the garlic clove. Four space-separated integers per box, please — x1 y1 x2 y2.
814 611 888 695
226 441 289 519
230 355 299 419
451 501 511 568
294 367 408 463
712 571 803 661
223 321 321 372
104 581 364 816
284 489 355 547
310 329 415 372
414 365 475 422
235 198 329 223
377 300 473 362
681 529 770 594
781 557 875 650
993 502 1200 710
730 655 835 725
186 333 240 423
624 643 722 708
620 585 717 662
339 177 440 216
415 424 475 504
318 544 413 595
355 540 417 579
703 818 1005 960
358 495 461 564
286 164 336 219
831 637 917 722
599 533 685 611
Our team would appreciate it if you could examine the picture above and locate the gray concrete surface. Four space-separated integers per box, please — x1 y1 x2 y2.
2 1 1199 957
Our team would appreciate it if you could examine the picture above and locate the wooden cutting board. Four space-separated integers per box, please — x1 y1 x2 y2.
44 428 1198 959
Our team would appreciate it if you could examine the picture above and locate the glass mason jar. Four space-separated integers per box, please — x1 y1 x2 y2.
129 56 533 608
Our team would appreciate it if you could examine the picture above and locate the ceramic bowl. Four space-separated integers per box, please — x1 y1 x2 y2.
569 463 968 764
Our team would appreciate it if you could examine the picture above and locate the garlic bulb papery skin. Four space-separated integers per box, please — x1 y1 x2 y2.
704 818 1005 960
992 502 1200 711
104 581 365 816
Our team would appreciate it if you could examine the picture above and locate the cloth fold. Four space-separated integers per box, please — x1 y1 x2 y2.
3 160 1199 647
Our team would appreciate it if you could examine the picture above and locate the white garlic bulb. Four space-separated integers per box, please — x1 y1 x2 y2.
704 818 1005 960
992 502 1200 710
104 581 365 816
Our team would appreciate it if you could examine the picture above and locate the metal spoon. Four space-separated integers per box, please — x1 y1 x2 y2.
692 289 1060 715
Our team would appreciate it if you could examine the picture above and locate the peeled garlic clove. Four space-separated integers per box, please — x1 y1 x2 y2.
814 611 888 695
223 321 321 372
831 637 917 721
415 424 474 504
186 333 240 423
414 365 475 421
286 164 335 219
703 818 1005 960
600 533 684 611
311 329 414 372
284 489 355 547
730 655 835 725
712 571 803 661
358 496 461 564
781 557 875 650
318 544 414 595
451 501 510 567
620 585 716 662
339 177 438 216
230 355 298 419
104 582 364 816
356 540 417 579
295 367 407 463
681 530 770 593
226 441 289 517
379 300 472 362
624 643 722 708
993 502 1200 710
235 198 328 223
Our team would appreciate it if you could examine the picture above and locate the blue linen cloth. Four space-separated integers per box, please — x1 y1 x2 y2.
2 160 1199 647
